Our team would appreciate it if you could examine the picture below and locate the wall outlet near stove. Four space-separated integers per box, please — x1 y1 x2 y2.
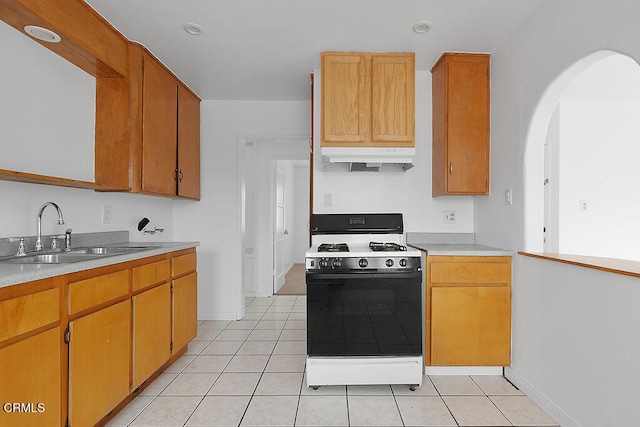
102 205 112 224
443 211 456 224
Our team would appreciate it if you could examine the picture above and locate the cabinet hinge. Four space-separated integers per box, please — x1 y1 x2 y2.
170 342 174 351
170 284 174 294
174 168 179 182
65 418 70 427
64 327 71 344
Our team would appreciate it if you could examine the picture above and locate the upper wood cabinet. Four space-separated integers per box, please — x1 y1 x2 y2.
95 44 201 199
321 52 415 147
431 53 490 196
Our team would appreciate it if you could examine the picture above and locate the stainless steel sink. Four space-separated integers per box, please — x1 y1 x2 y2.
0 253 101 264
0 245 153 264
72 246 150 255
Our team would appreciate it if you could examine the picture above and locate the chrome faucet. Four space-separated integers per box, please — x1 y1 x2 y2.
35 202 65 251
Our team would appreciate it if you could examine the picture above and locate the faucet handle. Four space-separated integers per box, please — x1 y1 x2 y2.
64 228 72 251
7 237 27 256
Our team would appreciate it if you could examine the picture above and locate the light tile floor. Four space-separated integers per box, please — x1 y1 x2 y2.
107 295 559 427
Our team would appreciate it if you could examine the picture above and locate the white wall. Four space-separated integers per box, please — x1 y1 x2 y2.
0 21 95 181
513 255 640 427
172 101 310 319
0 20 174 245
474 1 640 425
312 70 474 233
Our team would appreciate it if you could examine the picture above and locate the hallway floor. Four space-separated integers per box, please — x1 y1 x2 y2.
107 295 558 426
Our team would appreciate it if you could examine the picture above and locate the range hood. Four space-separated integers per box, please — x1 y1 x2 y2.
321 147 415 171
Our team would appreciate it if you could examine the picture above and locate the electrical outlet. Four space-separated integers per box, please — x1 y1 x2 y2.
443 211 456 224
580 200 589 212
102 205 112 224
324 193 333 207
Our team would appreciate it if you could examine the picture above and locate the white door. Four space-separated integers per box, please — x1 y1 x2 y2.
273 166 286 292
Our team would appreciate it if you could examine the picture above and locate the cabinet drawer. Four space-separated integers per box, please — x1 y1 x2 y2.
172 253 197 277
430 260 511 284
68 270 130 315
132 259 170 291
0 288 59 342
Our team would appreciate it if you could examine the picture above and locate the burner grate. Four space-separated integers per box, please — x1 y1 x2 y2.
369 241 407 252
318 243 350 252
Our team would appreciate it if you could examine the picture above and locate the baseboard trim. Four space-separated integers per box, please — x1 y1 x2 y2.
505 367 579 427
424 366 503 375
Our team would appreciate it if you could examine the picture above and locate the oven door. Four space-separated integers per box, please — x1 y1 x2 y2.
306 270 422 357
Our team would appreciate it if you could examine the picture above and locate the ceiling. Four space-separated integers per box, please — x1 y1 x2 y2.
86 0 545 101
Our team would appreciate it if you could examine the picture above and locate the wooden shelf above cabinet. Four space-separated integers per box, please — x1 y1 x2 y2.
0 169 130 191
0 0 129 77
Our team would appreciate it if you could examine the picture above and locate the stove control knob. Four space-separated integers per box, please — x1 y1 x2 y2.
358 258 368 268
319 259 329 269
331 258 342 269
399 259 407 267
385 259 394 267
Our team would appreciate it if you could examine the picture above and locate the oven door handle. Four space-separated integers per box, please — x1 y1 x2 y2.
306 271 421 281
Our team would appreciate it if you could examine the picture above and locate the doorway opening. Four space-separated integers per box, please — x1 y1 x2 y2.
238 137 310 313
526 51 640 260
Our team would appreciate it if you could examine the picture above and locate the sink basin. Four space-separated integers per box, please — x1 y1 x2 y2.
72 246 150 255
0 253 101 264
0 246 153 264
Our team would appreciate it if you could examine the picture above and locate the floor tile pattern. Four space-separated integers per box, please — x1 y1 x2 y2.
107 296 559 427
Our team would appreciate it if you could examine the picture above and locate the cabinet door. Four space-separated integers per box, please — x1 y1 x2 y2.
431 53 490 196
177 85 201 200
0 328 61 427
321 53 369 144
172 272 198 353
431 286 510 366
446 56 490 194
371 54 414 145
142 53 178 196
133 283 171 388
69 300 131 427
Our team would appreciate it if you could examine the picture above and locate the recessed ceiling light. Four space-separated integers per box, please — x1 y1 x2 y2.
183 23 203 36
412 21 433 34
24 25 61 43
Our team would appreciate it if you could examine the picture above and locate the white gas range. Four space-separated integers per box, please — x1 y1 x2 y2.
305 213 423 388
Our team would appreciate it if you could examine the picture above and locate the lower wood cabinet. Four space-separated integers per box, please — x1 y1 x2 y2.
68 300 131 427
133 282 172 388
426 256 512 366
0 327 61 427
172 272 198 353
0 247 198 427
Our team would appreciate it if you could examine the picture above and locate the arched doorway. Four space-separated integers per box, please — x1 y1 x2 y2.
524 50 640 257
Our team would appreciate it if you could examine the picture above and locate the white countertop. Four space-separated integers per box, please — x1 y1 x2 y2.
0 241 199 289
407 242 514 256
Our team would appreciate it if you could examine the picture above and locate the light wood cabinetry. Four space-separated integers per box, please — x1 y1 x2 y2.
425 256 511 366
431 53 490 196
132 282 171 388
137 46 201 199
68 300 131 427
97 44 201 199
0 247 198 426
321 52 414 147
0 2 201 196
0 280 61 427
172 252 198 353
0 328 61 427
